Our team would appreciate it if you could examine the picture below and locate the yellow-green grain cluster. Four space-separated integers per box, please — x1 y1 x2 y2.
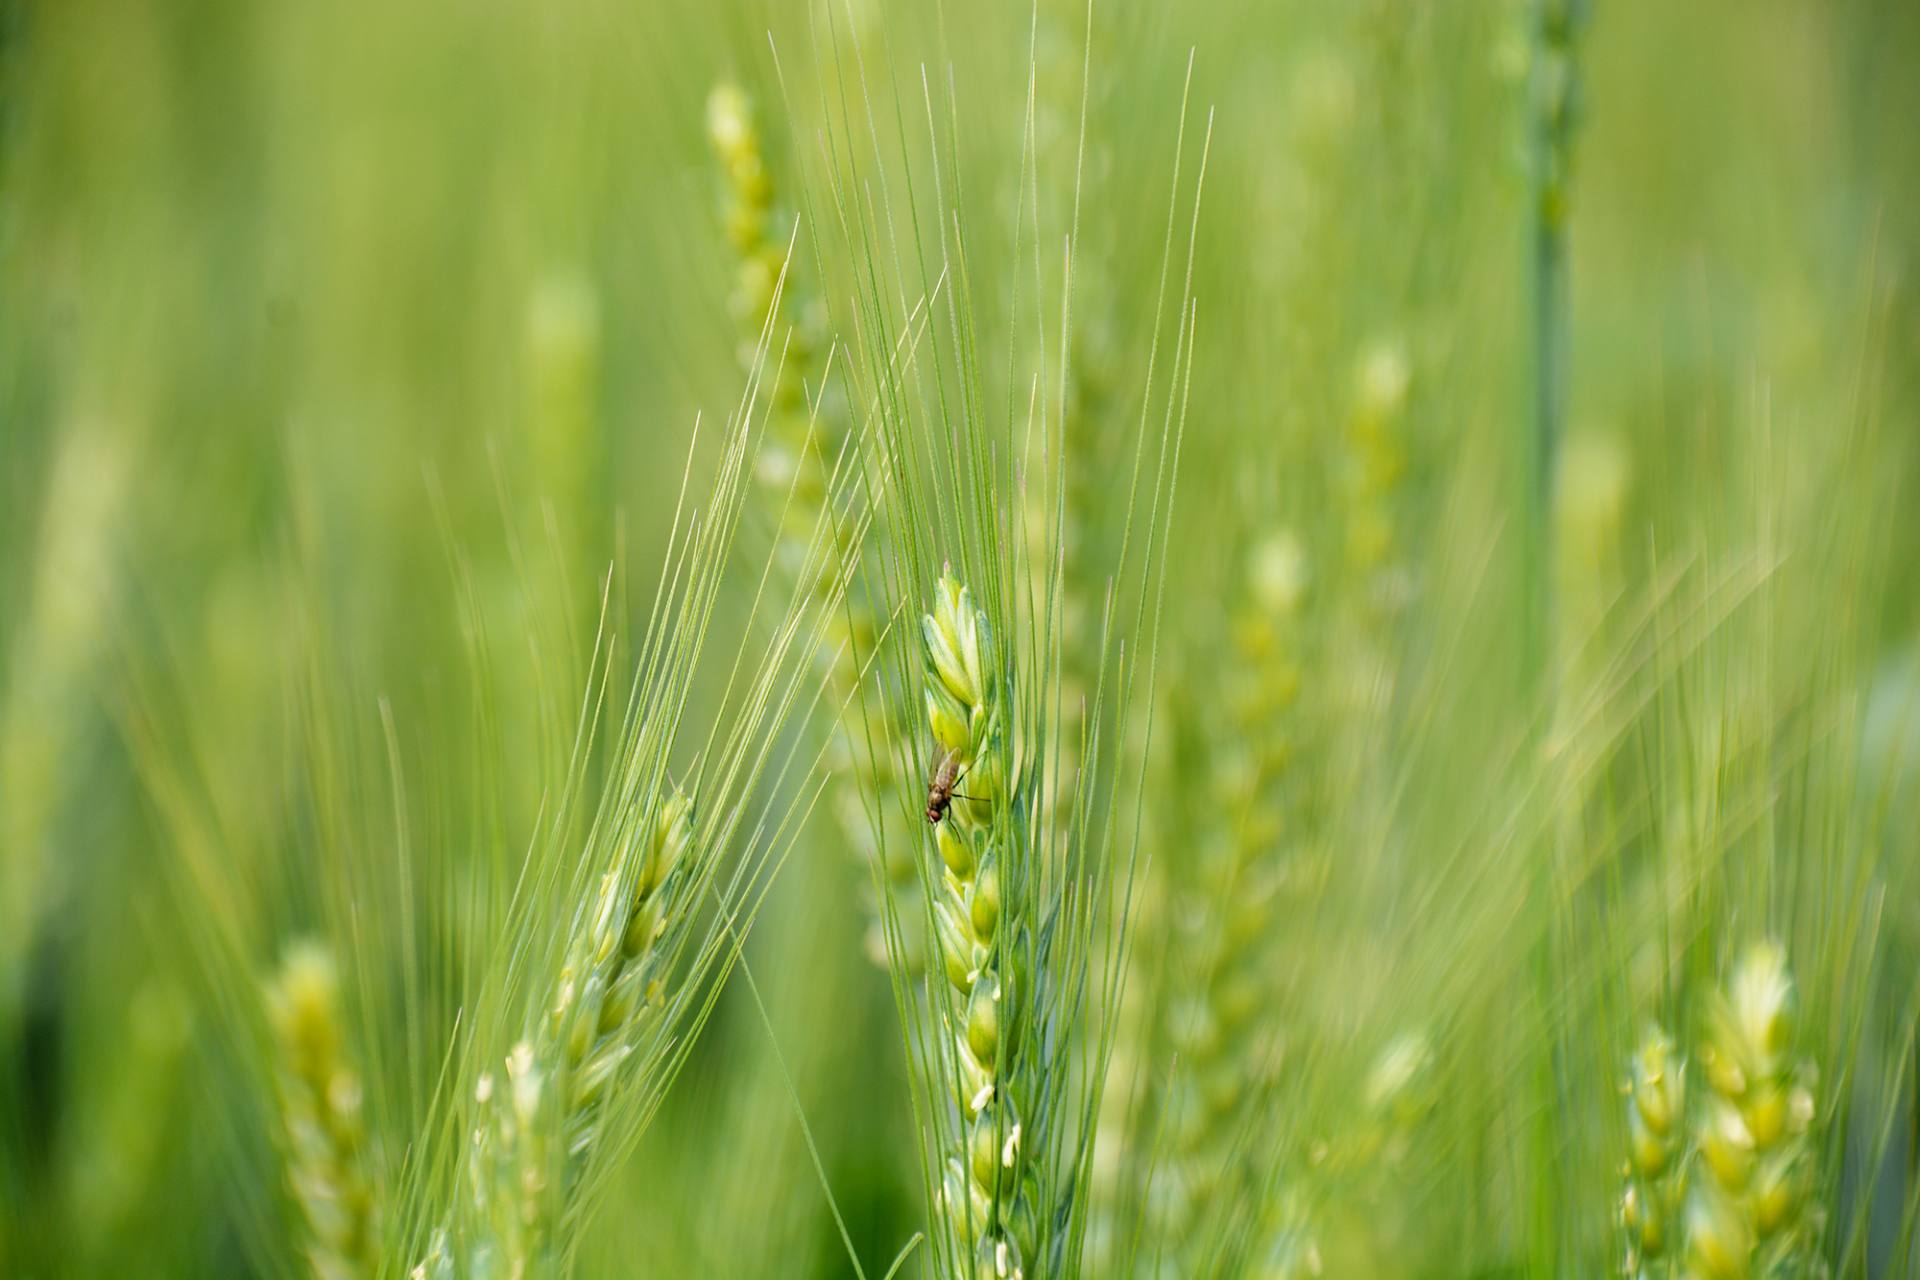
1621 1026 1686 1279
266 943 379 1280
1684 943 1821 1280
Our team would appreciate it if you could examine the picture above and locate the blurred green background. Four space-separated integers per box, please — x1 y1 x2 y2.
2 0 1917 1276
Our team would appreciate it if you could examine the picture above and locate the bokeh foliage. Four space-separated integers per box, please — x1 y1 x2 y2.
3 0 1918 1276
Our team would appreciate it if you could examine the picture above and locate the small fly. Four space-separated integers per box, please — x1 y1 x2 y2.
924 750 981 825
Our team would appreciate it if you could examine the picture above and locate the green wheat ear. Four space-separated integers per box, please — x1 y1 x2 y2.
457 784 695 1274
266 942 379 1280
545 781 694 1163
799 28 1204 1275
922 572 1042 1280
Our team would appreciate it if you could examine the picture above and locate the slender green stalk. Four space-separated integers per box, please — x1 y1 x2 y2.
1527 7 1587 1267
1525 0 1586 690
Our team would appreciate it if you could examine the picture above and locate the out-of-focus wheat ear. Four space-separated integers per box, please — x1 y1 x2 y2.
707 82 821 507
1619 1026 1686 1280
706 79 922 974
265 942 380 1280
1340 344 1411 591
1683 943 1823 1280
1143 530 1309 1268
1330 340 1414 731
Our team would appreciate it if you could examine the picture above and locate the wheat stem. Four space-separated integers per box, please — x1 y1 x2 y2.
1525 0 1586 692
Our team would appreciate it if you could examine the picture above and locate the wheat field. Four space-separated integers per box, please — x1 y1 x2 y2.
2 1 1918 1277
